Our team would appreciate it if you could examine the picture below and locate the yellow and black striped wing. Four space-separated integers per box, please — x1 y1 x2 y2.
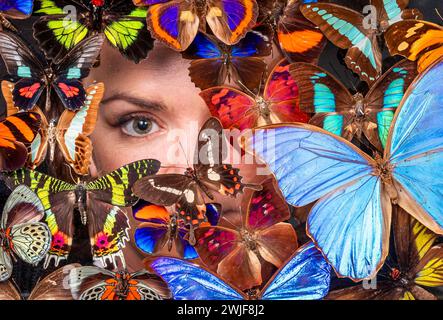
86 159 161 207
2 169 76 268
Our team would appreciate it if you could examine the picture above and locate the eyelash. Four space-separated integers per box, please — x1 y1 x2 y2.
117 113 163 138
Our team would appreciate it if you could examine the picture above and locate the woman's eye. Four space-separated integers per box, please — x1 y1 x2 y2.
121 116 160 137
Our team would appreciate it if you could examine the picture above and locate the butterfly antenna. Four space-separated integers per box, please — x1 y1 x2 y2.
237 80 256 97
177 139 192 169
329 62 358 93
436 8 443 22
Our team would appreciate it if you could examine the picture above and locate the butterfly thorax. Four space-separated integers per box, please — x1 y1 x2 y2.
389 268 414 289
0 228 12 253
374 156 394 183
75 183 88 225
114 271 131 299
245 288 260 300
47 120 57 162
43 68 55 85
240 229 258 253
194 0 207 17
352 93 366 120
256 96 271 118
167 216 179 251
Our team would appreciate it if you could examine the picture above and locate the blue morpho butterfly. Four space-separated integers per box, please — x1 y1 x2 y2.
247 57 443 280
133 200 221 260
148 242 331 300
300 0 422 85
289 59 417 151
0 0 33 32
181 26 273 91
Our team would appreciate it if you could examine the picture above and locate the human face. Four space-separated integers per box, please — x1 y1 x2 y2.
87 42 267 271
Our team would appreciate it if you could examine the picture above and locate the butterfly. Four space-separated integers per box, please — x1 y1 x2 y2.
68 266 171 300
3 81 104 175
0 263 80 300
133 201 221 260
0 0 33 32
193 177 298 290
300 1 422 84
181 26 273 91
134 0 259 51
200 59 309 130
133 117 261 232
327 207 443 300
257 0 326 63
148 242 331 300
289 59 417 150
385 20 443 73
1 159 161 268
0 185 51 281
33 0 153 63
0 32 103 112
0 112 41 171
246 56 443 280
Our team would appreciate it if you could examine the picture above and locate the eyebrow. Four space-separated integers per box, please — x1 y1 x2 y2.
101 93 168 112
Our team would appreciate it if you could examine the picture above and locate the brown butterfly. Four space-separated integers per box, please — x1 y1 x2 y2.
289 59 417 150
133 117 262 232
300 0 421 84
385 20 443 73
327 206 443 300
3 81 104 175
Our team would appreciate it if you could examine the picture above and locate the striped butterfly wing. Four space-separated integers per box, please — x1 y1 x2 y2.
0 281 21 300
370 0 422 27
289 62 354 138
364 59 417 150
385 20 443 73
2 169 77 268
56 82 104 175
0 112 41 171
2 81 50 169
300 3 382 84
86 159 161 207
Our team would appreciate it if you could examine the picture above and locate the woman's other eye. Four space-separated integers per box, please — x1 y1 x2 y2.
121 116 161 137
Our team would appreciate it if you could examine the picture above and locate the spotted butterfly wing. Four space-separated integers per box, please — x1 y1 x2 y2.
33 0 153 63
385 20 443 73
0 185 51 281
182 27 273 91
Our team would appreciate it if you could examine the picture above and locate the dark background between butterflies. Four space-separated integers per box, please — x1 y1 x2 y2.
0 0 441 297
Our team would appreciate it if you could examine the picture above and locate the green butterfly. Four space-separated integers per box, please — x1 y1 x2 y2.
33 0 154 63
1 159 161 268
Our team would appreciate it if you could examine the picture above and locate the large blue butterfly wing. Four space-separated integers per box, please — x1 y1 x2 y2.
1 0 33 17
300 3 382 84
249 124 374 206
307 175 391 279
388 58 443 234
182 32 223 59
150 257 245 300
261 242 331 300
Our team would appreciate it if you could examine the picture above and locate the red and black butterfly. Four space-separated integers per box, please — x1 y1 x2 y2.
0 31 104 112
133 117 262 232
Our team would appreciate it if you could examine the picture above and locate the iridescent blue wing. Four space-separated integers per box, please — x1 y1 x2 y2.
182 32 223 59
307 175 391 279
387 58 443 235
0 0 33 17
248 124 374 206
289 63 353 137
260 243 331 300
149 257 245 300
300 3 382 84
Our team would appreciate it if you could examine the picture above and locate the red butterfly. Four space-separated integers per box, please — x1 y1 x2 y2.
193 177 298 290
200 59 310 130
